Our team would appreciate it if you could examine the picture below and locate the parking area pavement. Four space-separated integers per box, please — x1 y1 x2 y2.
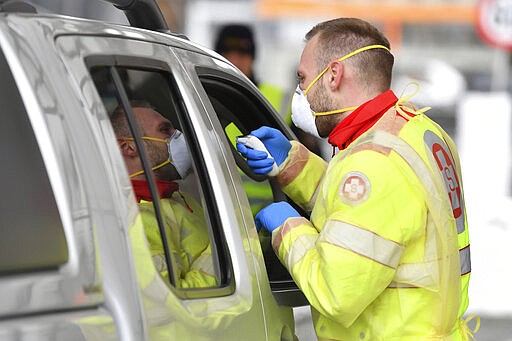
476 316 512 341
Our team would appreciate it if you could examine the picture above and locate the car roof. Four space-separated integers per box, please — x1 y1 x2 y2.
0 11 226 61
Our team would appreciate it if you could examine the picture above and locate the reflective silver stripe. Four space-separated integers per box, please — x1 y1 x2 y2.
152 254 166 273
391 260 436 289
285 234 317 269
303 182 321 214
460 245 471 275
389 245 470 288
191 252 216 277
319 220 404 269
388 282 418 288
153 252 215 278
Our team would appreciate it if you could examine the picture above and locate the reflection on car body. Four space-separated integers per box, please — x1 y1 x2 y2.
0 1 306 340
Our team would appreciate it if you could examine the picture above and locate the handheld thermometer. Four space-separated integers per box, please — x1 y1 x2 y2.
236 135 279 176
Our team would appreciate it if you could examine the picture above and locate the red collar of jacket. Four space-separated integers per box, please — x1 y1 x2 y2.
131 179 179 202
328 90 398 151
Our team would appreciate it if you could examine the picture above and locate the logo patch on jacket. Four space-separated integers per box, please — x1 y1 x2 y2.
339 171 370 205
424 130 465 234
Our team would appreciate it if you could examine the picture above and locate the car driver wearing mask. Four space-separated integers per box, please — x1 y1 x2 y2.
111 100 217 289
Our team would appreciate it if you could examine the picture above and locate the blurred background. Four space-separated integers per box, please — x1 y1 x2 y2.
29 0 512 339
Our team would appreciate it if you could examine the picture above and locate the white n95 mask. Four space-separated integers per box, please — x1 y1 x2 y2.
291 85 321 138
167 130 192 178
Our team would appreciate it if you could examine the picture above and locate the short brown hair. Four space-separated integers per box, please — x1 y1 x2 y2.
306 18 394 92
110 100 156 137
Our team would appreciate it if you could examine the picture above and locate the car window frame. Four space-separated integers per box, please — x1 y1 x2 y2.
193 65 309 307
84 54 235 299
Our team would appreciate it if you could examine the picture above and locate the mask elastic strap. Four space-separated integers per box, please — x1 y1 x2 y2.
304 44 391 96
312 106 359 117
119 136 168 144
117 136 172 178
395 82 431 117
129 159 171 178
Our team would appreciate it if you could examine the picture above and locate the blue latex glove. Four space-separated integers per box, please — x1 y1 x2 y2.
255 201 301 233
236 142 276 174
250 126 292 166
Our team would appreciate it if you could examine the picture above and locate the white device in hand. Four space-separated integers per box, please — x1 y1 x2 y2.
236 135 279 176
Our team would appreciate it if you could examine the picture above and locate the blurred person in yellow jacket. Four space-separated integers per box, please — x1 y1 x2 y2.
111 100 216 289
237 18 475 340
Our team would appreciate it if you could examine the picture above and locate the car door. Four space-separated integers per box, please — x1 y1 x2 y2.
177 51 310 306
56 31 297 340
0 17 145 341
173 47 312 334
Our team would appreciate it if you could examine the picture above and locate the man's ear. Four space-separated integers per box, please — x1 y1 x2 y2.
327 61 344 91
119 139 138 158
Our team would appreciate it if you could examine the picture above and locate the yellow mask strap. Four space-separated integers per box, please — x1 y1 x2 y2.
312 106 359 117
119 136 168 144
117 136 171 178
395 82 431 117
304 44 391 96
129 159 171 178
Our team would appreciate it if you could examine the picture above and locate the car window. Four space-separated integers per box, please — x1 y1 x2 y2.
88 62 232 297
0 47 68 274
197 73 299 283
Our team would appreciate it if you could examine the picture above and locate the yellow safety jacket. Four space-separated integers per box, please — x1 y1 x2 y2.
138 190 217 289
129 210 239 339
272 100 471 340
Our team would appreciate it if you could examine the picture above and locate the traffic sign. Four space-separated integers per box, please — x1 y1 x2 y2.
477 0 512 50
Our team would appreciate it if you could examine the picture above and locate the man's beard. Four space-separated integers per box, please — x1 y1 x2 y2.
144 139 168 168
308 85 340 138
142 139 178 180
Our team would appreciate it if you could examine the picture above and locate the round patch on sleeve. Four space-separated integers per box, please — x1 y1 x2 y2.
339 171 371 205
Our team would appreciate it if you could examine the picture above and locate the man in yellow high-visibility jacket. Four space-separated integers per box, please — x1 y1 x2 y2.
111 101 216 289
237 18 475 340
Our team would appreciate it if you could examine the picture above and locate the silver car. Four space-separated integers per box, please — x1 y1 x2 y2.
0 1 307 340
